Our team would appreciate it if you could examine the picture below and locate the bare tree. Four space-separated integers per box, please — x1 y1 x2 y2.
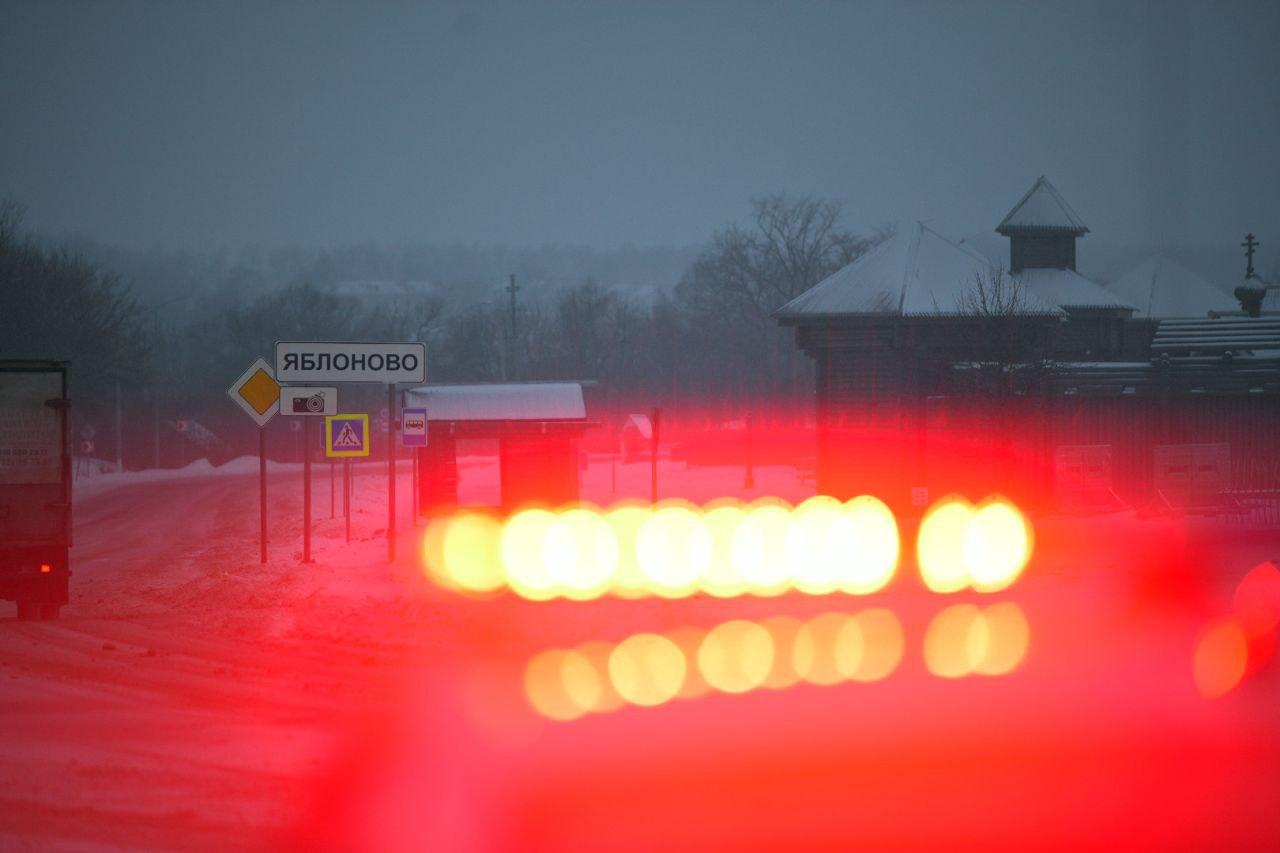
0 200 149 391
679 195 879 323
952 264 1059 398
676 195 883 398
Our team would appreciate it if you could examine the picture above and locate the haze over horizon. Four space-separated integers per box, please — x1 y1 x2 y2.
3 0 1277 263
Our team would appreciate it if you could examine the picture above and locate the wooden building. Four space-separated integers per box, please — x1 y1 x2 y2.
778 176 1279 510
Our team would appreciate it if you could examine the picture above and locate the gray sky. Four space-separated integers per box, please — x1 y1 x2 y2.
2 0 1277 259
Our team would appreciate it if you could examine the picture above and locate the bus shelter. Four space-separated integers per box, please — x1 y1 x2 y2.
403 382 591 517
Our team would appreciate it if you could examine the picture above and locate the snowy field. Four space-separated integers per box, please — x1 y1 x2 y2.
0 454 1277 850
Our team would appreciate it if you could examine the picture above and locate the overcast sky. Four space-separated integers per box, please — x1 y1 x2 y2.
2 0 1277 258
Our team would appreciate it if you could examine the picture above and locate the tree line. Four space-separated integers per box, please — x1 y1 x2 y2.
0 195 881 467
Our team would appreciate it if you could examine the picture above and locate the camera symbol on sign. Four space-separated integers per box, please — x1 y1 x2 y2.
293 391 327 414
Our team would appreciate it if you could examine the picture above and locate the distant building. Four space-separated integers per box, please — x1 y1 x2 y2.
778 176 1280 508
328 279 437 308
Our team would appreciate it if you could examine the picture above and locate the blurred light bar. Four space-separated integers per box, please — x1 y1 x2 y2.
424 494 1032 600
524 604 1029 722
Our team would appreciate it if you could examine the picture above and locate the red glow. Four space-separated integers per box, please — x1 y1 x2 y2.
1233 561 1280 639
1193 619 1249 699
521 606 924 720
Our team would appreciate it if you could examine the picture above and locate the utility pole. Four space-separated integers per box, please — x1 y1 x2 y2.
505 273 519 381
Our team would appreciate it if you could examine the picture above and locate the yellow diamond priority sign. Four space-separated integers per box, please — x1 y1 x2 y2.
227 358 280 427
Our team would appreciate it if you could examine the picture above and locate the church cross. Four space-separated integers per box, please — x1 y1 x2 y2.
1241 232 1259 278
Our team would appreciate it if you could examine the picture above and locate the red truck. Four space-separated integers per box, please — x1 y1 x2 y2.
0 360 71 620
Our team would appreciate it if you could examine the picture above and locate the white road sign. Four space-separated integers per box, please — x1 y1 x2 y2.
280 386 338 416
275 341 426 384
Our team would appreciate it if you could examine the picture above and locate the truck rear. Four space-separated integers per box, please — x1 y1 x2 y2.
0 361 71 620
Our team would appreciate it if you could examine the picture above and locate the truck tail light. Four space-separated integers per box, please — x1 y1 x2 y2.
40 563 52 574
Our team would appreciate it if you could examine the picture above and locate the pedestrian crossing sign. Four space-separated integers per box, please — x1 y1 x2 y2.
325 414 370 458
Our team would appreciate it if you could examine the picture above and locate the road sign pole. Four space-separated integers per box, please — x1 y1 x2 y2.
259 428 268 564
412 448 419 524
387 384 396 562
302 416 313 564
343 458 351 543
650 406 661 503
115 379 123 474
153 392 160 469
330 460 335 519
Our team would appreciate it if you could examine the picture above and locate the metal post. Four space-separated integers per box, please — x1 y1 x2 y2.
650 406 661 503
114 379 123 473
387 384 397 561
344 458 351 543
505 273 519 381
302 417 313 564
259 428 268 564
412 448 419 523
330 460 335 519
152 391 160 469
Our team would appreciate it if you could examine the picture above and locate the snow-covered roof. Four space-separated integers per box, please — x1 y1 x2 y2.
996 176 1089 235
404 383 586 421
1105 255 1237 318
1014 268 1132 312
776 221 1061 319
1152 317 1280 354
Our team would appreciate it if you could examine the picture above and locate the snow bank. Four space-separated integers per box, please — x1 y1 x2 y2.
73 456 385 498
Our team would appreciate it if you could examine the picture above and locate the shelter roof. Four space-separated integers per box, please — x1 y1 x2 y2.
405 383 586 421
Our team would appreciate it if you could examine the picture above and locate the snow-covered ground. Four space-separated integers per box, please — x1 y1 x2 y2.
1 455 1277 849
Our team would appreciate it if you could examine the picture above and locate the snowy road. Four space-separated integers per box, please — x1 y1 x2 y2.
1 462 1278 850
0 468 413 850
